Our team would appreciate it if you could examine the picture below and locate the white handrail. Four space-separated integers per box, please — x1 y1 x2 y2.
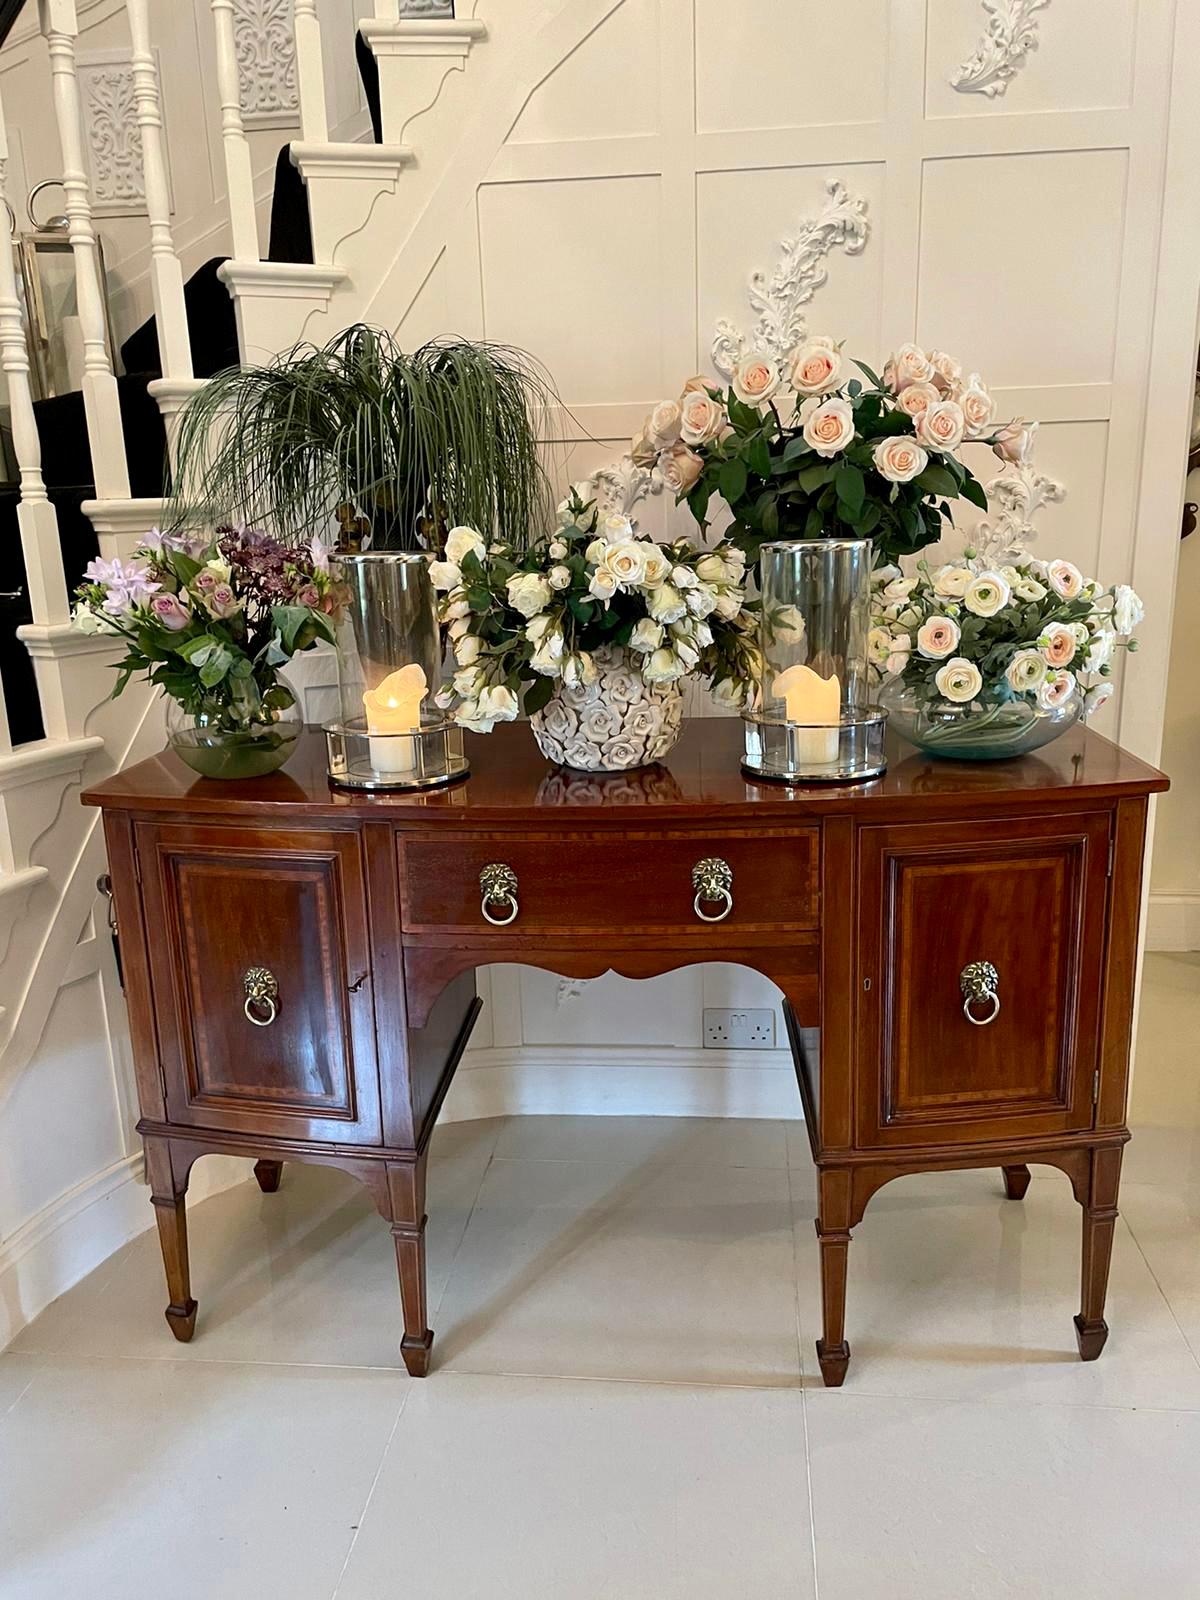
0 85 70 655
209 0 260 261
39 0 131 500
293 0 330 143
126 0 193 383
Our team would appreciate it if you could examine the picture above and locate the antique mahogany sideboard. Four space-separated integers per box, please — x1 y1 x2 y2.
83 718 1168 1386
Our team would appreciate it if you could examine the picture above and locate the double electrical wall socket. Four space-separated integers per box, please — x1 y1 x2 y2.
702 1007 777 1050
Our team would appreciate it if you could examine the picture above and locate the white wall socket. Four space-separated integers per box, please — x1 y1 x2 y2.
702 1008 777 1050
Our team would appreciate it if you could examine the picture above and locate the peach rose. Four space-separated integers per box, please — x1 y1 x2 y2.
630 432 659 467
884 342 935 392
872 434 928 483
800 396 855 457
658 442 704 494
915 399 966 452
731 355 781 408
959 375 996 439
679 389 727 446
681 375 714 395
992 418 1038 465
895 381 941 419
929 350 962 394
788 337 842 396
646 400 682 448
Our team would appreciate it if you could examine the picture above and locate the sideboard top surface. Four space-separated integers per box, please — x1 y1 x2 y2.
83 719 1167 824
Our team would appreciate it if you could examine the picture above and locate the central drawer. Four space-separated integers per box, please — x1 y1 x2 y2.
397 828 819 936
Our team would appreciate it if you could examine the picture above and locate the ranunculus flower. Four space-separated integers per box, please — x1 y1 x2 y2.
429 559 461 591
915 399 966 452
1085 626 1116 671
934 656 983 703
868 626 892 667
445 526 486 565
993 418 1038 464
1047 559 1083 600
1113 583 1144 634
1040 621 1078 668
788 337 842 395
1084 682 1115 719
1006 648 1047 693
506 571 552 618
679 389 726 445
1013 576 1047 602
629 618 665 654
1037 669 1076 710
647 400 682 448
932 564 972 598
963 570 1012 617
885 634 912 675
731 355 781 407
917 615 961 659
895 381 940 418
149 592 191 632
801 396 855 457
884 342 935 391
873 434 928 483
658 443 704 494
959 375 996 438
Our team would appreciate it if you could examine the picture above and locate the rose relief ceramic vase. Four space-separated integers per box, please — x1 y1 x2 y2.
530 645 685 772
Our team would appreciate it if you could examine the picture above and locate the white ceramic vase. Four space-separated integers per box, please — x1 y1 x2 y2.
530 646 685 772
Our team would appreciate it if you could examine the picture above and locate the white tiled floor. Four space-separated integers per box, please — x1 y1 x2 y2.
2 952 1199 1597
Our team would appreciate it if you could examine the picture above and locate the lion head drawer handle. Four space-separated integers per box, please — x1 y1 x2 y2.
960 960 1000 1026
243 966 279 1027
480 863 519 926
692 857 734 923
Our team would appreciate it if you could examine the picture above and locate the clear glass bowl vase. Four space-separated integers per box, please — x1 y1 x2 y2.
879 675 1082 761
166 687 302 780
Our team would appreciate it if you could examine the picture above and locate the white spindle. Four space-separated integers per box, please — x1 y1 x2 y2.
293 0 330 143
210 0 260 261
126 0 192 382
39 0 130 500
0 87 70 636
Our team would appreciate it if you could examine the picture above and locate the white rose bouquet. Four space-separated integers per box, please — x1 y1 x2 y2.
431 491 760 731
635 339 1036 569
871 548 1144 753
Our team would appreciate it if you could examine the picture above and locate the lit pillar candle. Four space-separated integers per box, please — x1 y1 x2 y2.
773 663 841 766
363 664 428 777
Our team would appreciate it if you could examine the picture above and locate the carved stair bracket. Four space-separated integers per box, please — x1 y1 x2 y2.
951 0 1050 99
711 178 871 377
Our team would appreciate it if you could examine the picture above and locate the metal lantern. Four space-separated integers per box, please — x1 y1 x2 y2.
11 182 118 402
742 537 887 783
324 552 467 790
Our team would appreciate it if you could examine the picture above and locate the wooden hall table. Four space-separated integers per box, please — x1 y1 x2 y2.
84 719 1167 1386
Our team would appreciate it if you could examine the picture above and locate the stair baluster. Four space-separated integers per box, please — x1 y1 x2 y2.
294 0 330 143
40 0 131 501
209 0 260 261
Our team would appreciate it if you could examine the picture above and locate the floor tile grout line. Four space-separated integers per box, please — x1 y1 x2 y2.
1121 1209 1200 1375
429 1136 502 1323
329 1377 415 1600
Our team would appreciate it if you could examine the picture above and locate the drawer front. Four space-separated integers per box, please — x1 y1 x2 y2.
398 828 818 937
136 823 381 1144
855 812 1110 1148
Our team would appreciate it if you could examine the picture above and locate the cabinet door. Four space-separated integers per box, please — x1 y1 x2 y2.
136 823 382 1144
855 812 1111 1149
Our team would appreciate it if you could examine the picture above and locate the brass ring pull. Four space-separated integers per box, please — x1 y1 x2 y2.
692 857 733 924
960 960 1000 1026
244 965 279 1027
480 863 519 927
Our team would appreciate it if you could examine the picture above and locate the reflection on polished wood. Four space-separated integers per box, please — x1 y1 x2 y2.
84 720 1167 1385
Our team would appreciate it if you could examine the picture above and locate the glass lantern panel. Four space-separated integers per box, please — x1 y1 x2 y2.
336 552 446 733
757 538 873 723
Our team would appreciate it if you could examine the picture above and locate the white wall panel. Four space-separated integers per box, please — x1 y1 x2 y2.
519 967 704 1048
918 150 1128 389
926 0 1138 119
694 0 889 134
509 0 660 144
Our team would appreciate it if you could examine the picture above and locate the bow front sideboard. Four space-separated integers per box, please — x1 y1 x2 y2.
83 719 1167 1385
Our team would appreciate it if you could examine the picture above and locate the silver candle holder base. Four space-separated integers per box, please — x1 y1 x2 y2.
742 708 888 784
325 721 469 791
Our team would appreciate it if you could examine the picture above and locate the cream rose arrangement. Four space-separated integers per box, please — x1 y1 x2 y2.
871 549 1144 741
634 337 1035 571
431 490 760 731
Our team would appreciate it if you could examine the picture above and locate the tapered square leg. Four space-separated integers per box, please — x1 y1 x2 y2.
815 1169 853 1387
253 1159 284 1193
387 1155 433 1376
1076 1146 1122 1361
145 1138 197 1342
1002 1164 1031 1200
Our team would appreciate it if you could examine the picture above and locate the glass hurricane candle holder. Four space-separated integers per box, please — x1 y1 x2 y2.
324 552 468 791
742 537 887 783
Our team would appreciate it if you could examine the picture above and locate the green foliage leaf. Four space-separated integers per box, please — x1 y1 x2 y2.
835 464 866 516
719 458 749 504
914 464 958 498
523 676 555 716
960 474 989 511
796 462 835 493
